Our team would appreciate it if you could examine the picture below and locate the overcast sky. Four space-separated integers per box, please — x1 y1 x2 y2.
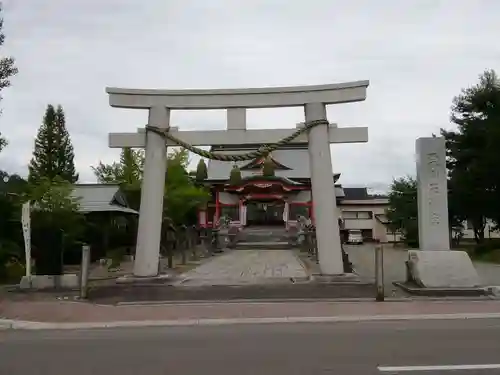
1 0 499 191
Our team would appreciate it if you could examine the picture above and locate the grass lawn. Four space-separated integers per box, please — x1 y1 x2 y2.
471 249 500 264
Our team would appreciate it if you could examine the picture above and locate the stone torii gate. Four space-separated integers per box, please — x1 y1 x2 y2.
106 81 370 278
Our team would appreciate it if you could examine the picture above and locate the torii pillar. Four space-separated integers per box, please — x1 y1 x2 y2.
106 81 370 277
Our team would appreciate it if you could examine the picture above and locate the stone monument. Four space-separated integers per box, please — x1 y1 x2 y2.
416 137 450 251
407 137 481 289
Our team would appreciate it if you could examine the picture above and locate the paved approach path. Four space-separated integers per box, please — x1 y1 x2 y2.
3 319 500 374
176 249 307 286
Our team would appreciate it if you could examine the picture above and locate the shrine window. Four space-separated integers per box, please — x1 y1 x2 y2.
342 211 373 220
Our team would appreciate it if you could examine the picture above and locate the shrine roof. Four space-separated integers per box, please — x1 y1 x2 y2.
207 148 338 180
226 175 305 187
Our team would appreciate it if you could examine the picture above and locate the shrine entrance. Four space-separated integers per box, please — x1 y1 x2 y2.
246 201 285 226
106 80 369 277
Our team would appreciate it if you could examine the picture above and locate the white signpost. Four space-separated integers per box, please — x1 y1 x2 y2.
21 201 32 277
106 81 370 278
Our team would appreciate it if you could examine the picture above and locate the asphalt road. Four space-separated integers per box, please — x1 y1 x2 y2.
2 319 500 375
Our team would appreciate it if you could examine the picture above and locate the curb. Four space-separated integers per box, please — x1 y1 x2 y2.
114 296 496 306
2 312 500 331
393 282 489 297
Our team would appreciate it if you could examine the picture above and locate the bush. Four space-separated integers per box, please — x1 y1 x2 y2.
401 223 419 248
31 214 64 275
0 240 23 283
474 239 500 255
28 177 85 274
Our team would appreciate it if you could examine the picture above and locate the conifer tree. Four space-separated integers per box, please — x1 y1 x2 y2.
28 105 79 183
229 164 242 185
195 159 208 182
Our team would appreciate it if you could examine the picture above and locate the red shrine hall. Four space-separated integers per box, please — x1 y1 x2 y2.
197 144 344 228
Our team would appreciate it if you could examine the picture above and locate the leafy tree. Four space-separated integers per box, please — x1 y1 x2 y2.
93 148 144 186
0 3 17 99
195 159 208 182
28 105 79 184
29 177 83 275
0 135 5 153
386 176 419 247
30 177 81 214
441 69 500 242
93 147 209 224
0 171 28 280
92 147 144 210
0 3 19 150
163 149 209 224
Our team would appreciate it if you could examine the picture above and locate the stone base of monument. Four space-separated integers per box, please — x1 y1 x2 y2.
395 250 488 296
19 274 79 290
115 273 176 285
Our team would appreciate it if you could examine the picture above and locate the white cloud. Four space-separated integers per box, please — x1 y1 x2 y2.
1 0 499 189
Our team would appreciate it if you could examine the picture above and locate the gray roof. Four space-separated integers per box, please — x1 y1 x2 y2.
207 148 312 180
343 187 369 200
342 187 388 201
72 184 138 215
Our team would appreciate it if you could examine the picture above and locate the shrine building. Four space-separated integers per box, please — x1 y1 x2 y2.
197 143 398 243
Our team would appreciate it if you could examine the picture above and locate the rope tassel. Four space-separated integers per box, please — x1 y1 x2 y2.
145 119 328 162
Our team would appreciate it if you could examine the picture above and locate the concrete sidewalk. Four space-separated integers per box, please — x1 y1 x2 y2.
1 299 500 330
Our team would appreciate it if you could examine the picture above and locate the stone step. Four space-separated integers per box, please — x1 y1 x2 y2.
239 236 288 243
234 241 292 250
239 230 289 242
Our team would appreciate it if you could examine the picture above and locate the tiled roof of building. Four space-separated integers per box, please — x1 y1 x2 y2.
342 187 388 201
343 187 369 200
72 184 138 214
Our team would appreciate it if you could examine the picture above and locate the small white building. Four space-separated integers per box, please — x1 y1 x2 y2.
338 187 399 243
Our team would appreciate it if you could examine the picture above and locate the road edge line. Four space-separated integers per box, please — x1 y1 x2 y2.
2 312 500 330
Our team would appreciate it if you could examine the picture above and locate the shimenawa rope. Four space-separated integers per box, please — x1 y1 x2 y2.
145 119 328 162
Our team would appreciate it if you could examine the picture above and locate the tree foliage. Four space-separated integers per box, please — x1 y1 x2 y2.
92 148 209 224
441 69 500 243
0 3 19 152
28 105 79 183
386 176 419 247
229 164 242 185
28 177 84 275
0 171 28 264
92 148 144 210
0 134 5 153
28 176 84 251
29 176 81 215
195 159 208 182
0 3 17 98
93 148 144 186
163 149 209 223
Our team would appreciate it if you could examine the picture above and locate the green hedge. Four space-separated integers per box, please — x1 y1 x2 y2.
475 238 500 255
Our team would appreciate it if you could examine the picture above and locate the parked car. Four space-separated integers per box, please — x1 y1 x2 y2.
347 229 363 245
